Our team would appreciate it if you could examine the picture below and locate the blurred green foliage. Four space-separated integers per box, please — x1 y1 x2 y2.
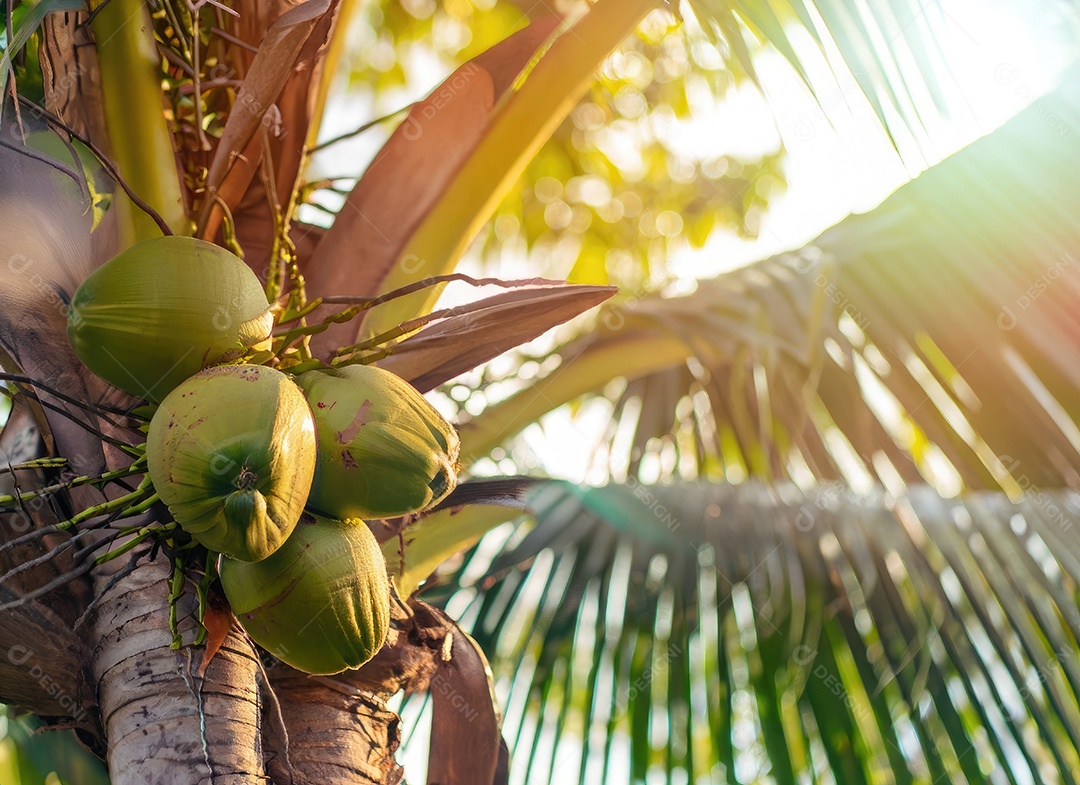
0 1 46 103
313 0 785 289
346 0 532 88
0 707 108 785
478 9 784 290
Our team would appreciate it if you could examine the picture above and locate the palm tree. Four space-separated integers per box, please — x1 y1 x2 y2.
0 1 1077 784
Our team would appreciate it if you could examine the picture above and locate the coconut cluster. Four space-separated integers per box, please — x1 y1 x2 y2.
67 236 461 674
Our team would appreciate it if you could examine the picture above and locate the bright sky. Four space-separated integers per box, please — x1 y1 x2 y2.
670 0 1078 278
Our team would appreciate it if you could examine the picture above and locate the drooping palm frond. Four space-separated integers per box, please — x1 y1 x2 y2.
462 64 1080 498
424 479 1080 784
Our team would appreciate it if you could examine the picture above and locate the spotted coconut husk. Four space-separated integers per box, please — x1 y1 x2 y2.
297 364 460 521
147 364 316 562
220 513 391 675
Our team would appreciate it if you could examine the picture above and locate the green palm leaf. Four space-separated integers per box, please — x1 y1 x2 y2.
427 480 1080 783
682 0 1072 164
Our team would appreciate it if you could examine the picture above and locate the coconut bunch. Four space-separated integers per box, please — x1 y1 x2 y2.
66 236 462 674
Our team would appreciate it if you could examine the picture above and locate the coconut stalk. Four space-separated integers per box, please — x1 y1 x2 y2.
88 0 188 243
0 112 270 783
0 7 429 783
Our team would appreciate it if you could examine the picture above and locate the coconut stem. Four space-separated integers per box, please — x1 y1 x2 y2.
113 491 161 519
168 554 186 648
277 298 324 325
88 0 188 242
192 558 218 646
269 273 518 358
0 456 69 471
214 195 244 259
94 521 174 566
332 321 416 357
0 458 148 507
62 477 155 531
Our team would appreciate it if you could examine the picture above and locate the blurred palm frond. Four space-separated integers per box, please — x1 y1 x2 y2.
428 479 1080 784
464 65 1080 498
433 53 1080 785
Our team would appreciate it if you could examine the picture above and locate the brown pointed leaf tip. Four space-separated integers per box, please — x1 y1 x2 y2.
378 283 617 392
197 600 235 678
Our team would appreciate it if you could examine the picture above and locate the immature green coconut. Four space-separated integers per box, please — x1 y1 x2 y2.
147 364 316 562
220 514 391 675
297 365 460 520
67 235 274 401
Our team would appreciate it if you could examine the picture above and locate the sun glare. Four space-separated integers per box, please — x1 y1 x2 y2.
689 0 1080 277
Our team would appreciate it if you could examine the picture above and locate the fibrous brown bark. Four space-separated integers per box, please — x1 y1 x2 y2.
0 587 89 718
40 11 110 146
268 668 405 784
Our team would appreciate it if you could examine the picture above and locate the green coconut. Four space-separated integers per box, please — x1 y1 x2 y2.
147 364 316 562
67 235 274 401
220 514 391 675
297 365 460 520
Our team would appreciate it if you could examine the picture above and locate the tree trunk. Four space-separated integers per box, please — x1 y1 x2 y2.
89 556 265 784
267 668 405 784
2 520 409 784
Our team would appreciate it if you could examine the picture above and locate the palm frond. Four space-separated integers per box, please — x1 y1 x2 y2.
425 479 1080 784
463 65 1080 495
430 68 1080 781
353 0 657 342
302 14 565 355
